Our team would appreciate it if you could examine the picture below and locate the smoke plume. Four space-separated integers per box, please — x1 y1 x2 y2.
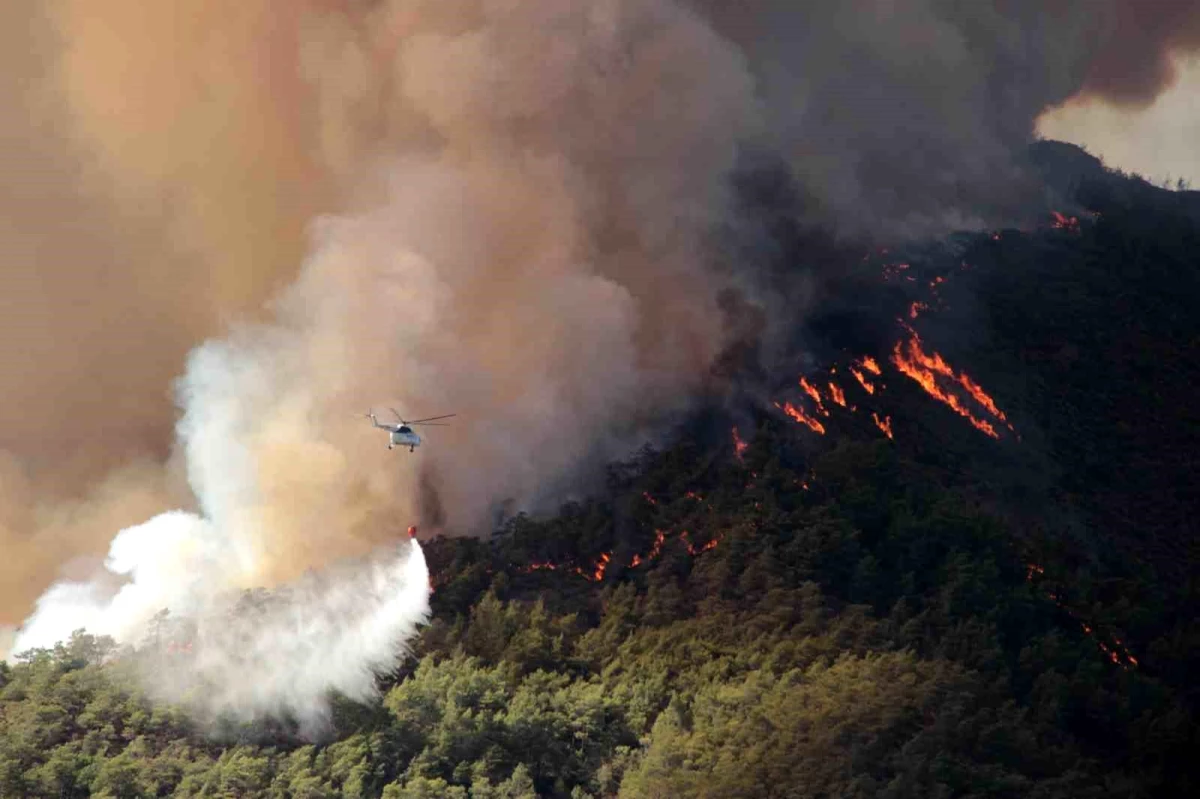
5 0 1200 723
686 0 1200 237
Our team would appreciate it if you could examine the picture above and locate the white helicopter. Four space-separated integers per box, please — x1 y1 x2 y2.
364 408 455 452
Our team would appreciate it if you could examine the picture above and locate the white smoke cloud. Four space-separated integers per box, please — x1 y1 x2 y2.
13 510 429 732
10 300 434 727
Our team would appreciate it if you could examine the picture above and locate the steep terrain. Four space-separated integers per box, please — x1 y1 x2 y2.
2 144 1198 797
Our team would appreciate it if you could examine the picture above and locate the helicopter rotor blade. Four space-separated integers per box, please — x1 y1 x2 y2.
407 414 456 424
409 422 451 426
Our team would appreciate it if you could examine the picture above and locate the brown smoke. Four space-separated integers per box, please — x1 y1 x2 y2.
0 0 336 624
1078 0 1200 107
4 0 1200 633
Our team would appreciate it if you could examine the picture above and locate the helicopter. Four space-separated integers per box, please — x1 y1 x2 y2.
364 408 455 452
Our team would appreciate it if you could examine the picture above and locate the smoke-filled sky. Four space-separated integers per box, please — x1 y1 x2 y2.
1040 55 1200 186
3 0 1200 712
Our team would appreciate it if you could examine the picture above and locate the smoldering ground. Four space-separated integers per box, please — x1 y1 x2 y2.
4 0 1200 727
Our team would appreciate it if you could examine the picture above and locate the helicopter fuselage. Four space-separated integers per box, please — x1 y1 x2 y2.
389 426 421 450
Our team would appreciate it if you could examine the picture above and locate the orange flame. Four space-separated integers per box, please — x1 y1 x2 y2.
872 412 894 439
909 301 928 319
524 561 560 573
648 529 666 560
859 356 882 375
849 367 876 395
1051 211 1080 232
895 328 1015 433
1025 561 1137 668
775 400 826 434
799 377 831 416
827 382 847 407
952 371 1013 429
732 427 748 460
591 552 611 582
680 530 719 556
890 334 1003 439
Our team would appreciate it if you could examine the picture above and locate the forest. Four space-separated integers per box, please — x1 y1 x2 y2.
2 143 1197 797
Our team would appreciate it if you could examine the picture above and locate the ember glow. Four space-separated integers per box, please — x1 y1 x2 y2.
517 511 725 584
645 530 667 562
1024 563 1138 669
1051 211 1081 233
521 551 612 583
681 531 719 556
732 427 748 460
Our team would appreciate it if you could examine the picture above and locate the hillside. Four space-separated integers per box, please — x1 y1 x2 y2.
2 143 1198 798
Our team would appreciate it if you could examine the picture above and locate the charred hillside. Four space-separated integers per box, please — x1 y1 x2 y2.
3 142 1199 797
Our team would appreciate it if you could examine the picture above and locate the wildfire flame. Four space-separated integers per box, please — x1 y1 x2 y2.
1025 562 1138 669
849 367 876 395
732 427 748 460
890 330 1012 439
872 412 894 439
591 552 611 582
827 382 847 408
799 377 830 416
680 531 719 556
1050 211 1081 233
646 529 667 561
522 551 612 582
516 514 726 585
524 561 560 572
775 400 826 434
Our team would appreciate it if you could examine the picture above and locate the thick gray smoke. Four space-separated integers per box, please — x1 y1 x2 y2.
5 0 1200 726
688 0 1200 237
